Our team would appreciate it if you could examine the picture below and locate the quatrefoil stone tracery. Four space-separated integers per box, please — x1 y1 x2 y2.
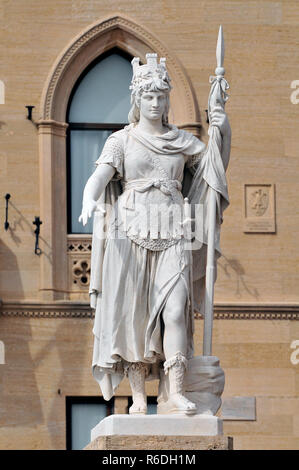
72 259 91 287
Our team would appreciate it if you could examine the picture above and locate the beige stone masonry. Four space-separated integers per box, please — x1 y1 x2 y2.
85 434 233 450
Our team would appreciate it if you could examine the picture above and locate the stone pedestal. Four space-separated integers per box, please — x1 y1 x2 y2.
85 414 233 450
85 434 233 450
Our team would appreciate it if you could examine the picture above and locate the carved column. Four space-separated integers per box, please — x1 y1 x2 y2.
37 119 69 301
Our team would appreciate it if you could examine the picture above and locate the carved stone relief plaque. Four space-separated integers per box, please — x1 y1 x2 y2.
244 184 276 233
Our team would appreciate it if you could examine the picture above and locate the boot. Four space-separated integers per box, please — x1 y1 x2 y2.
126 362 148 415
163 352 197 415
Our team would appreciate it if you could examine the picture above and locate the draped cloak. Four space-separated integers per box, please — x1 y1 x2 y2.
89 123 229 400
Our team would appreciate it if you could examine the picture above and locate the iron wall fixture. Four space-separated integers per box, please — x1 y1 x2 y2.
4 193 10 230
32 216 42 255
25 105 35 121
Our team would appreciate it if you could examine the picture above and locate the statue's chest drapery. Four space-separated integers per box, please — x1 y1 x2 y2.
95 125 206 248
113 136 188 246
122 136 186 182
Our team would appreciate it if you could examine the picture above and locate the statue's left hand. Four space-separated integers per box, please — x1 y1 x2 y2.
210 106 231 137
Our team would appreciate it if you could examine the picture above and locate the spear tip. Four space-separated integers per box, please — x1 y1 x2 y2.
216 24 225 71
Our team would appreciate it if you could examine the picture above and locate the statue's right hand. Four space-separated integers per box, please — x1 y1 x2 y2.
78 199 98 226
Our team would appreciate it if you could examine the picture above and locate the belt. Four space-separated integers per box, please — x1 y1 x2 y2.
122 178 182 209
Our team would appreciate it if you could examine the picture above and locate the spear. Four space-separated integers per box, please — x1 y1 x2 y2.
203 25 230 356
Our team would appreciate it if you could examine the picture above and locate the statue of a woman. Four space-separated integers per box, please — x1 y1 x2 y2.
79 53 231 416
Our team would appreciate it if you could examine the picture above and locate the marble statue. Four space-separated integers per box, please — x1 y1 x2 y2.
79 40 231 416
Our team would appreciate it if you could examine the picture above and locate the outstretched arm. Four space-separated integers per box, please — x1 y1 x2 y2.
78 163 115 226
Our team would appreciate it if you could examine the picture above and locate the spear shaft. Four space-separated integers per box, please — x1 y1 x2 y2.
203 188 217 356
203 25 227 356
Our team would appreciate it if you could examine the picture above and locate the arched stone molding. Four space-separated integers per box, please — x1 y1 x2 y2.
40 14 200 128
37 15 201 301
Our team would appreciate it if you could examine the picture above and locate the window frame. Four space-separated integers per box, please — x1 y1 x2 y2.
65 47 132 234
65 395 114 450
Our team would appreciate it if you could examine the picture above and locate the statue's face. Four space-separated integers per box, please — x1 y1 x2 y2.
139 90 168 122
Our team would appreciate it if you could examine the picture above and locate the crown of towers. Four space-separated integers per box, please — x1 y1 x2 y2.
130 53 171 95
131 53 167 74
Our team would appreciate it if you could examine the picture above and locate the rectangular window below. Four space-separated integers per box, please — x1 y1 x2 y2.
66 396 114 450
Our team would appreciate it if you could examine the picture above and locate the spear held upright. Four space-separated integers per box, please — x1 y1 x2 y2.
203 25 230 356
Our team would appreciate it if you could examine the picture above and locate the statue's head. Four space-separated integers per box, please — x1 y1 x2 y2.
128 53 172 125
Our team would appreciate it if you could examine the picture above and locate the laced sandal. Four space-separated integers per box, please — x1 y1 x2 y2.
163 352 197 415
127 362 148 415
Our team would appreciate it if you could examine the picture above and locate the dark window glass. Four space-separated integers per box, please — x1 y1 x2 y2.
66 396 114 450
67 50 132 234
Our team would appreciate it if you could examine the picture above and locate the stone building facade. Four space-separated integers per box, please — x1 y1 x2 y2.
0 0 299 450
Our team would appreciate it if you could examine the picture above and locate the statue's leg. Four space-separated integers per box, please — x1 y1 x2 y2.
126 362 148 415
161 279 197 415
162 278 188 358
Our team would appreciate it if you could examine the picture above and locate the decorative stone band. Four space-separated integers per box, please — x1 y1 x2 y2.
0 302 93 318
196 311 299 320
1 302 299 319
67 241 92 253
195 304 299 320
67 235 92 253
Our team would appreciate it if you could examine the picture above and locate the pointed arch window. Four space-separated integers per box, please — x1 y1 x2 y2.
67 49 132 234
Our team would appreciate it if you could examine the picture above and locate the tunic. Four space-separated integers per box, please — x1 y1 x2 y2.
90 123 221 400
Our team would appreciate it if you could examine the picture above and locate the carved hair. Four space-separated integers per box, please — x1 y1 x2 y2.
128 53 172 125
128 82 170 125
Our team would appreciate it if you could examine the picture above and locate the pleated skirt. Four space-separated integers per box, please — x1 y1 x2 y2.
92 235 194 400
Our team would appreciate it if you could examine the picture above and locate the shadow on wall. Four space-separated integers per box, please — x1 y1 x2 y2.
7 201 52 265
4 200 35 247
45 319 92 449
0 318 44 430
0 239 24 300
218 255 260 300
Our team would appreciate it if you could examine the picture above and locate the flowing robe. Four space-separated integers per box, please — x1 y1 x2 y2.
90 123 229 400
